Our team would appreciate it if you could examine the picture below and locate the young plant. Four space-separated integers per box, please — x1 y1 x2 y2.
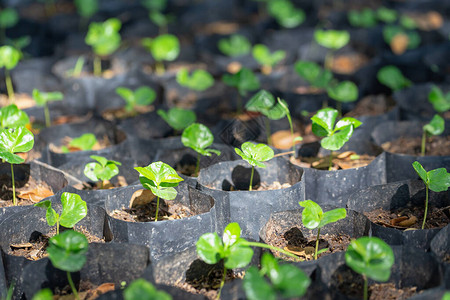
267 0 305 29
412 161 450 229
176 68 214 92
311 108 362 170
83 155 121 188
252 44 286 74
278 98 303 156
135 161 184 221
376 6 398 23
314 29 350 70
383 25 421 55
377 65 411 92
327 80 359 117
347 8 377 28
47 230 89 300
142 34 180 74
234 142 274 191
222 67 260 114
345 237 395 300
61 133 97 153
115 86 156 115
34 192 88 235
85 18 122 76
74 0 98 28
32 89 64 127
32 288 53 300
124 279 172 300
0 45 21 102
422 114 445 156
0 7 19 42
157 107 196 132
141 0 173 34
218 34 251 57
298 200 346 260
0 126 34 206
428 85 450 113
243 252 311 300
0 104 29 130
294 60 333 90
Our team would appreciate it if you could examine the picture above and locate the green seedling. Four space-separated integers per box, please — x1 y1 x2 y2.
61 133 97 153
327 81 359 117
32 89 64 127
252 44 285 74
442 292 450 300
181 123 221 176
142 34 180 74
157 107 196 132
115 86 156 114
0 8 19 42
412 161 450 229
85 18 122 76
176 68 214 91
400 15 418 30
278 98 303 156
218 34 252 57
124 278 172 300
267 0 305 28
314 29 350 70
345 237 394 300
0 104 29 130
0 126 34 206
243 252 311 300
428 85 450 113
32 288 53 300
47 230 88 300
376 6 398 23
34 192 87 235
348 8 377 28
74 0 98 28
377 65 411 92
299 200 346 260
84 155 121 188
311 108 362 170
141 0 173 34
383 25 421 54
294 60 333 90
141 0 167 11
422 114 445 156
235 142 274 191
135 161 184 221
222 67 260 114
0 45 21 102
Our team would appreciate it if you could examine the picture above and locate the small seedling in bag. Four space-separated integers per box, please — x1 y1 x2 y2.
327 80 359 117
267 0 305 29
142 34 180 74
135 161 184 221
141 0 173 34
376 6 398 23
235 142 274 191
32 89 64 127
345 237 394 300
124 278 172 300
421 114 445 156
176 68 214 91
47 230 88 300
377 65 411 92
61 133 98 153
83 155 121 188
311 108 362 170
294 60 333 90
115 86 156 115
412 161 450 229
157 107 196 132
181 123 221 175
0 126 34 206
222 67 260 114
243 252 311 300
0 104 29 130
348 8 377 28
428 85 450 113
218 34 251 57
314 29 350 70
278 98 303 156
32 288 53 300
383 25 421 54
252 44 285 74
74 0 98 28
34 192 88 235
298 200 346 260
0 45 21 102
0 7 19 42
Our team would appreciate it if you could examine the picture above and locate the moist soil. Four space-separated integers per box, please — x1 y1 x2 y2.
53 281 115 300
331 53 370 75
49 135 112 153
291 151 376 170
0 93 36 110
176 163 198 177
345 94 396 117
0 175 54 207
364 205 450 230
381 135 450 156
101 105 154 121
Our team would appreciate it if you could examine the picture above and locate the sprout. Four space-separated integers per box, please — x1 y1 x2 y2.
142 34 180 74
422 114 445 156
218 34 251 57
176 68 214 91
32 89 64 127
377 65 411 92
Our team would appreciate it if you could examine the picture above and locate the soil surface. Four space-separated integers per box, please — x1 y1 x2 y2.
72 176 128 190
53 281 115 300
0 175 54 207
381 135 450 156
331 53 370 75
291 151 375 170
0 93 36 110
49 135 112 153
101 105 154 121
177 163 198 177
345 94 396 117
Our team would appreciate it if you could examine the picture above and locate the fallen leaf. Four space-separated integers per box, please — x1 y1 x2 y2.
129 189 156 208
18 186 54 203
10 242 33 248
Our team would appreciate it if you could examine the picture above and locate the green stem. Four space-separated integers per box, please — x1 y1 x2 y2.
44 103 51 127
155 61 165 75
67 271 79 300
195 152 200 176
155 196 160 221
11 164 16 206
57 219 59 235
264 117 272 146
93 55 102 77
249 165 254 191
328 150 333 171
421 131 426 156
100 180 103 189
363 275 368 300
216 266 227 300
241 241 302 261
422 185 429 229
72 56 85 78
5 69 15 103
314 227 321 260
286 111 295 157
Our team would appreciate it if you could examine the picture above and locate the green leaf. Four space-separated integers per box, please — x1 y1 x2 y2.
32 288 53 300
143 34 180 62
428 85 450 113
84 159 120 182
335 117 362 130
135 86 156 106
218 34 251 57
223 222 241 248
311 108 338 134
319 208 347 228
116 87 134 104
428 168 450 193
314 29 350 50
196 232 223 264
47 230 88 273
252 44 285 68
34 200 59 227
124 279 172 300
298 200 323 229
294 60 333 88
176 68 214 91
0 104 29 129
32 89 64 106
268 0 305 28
321 124 353 151
0 151 24 164
149 185 178 200
347 8 377 28
246 90 275 112
223 68 260 96
85 18 121 56
327 81 358 103
135 161 183 187
412 161 428 184
74 0 98 18
0 45 21 70
235 142 274 168
377 65 411 91
68 133 97 151
377 7 397 23
182 123 220 157
275 264 310 298
423 114 445 136
141 0 167 11
225 241 253 269
243 266 276 300
0 126 34 154
59 192 87 228
0 8 19 29
157 107 196 131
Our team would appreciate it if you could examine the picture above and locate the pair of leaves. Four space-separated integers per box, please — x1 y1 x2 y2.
181 123 221 157
267 0 305 28
376 7 397 23
176 68 214 92
327 81 358 103
32 89 64 106
61 133 97 153
347 9 377 28
196 222 253 269
245 90 287 120
0 45 21 70
142 34 180 62
314 29 350 50
428 85 450 113
84 155 121 182
85 18 122 56
116 86 156 112
0 104 29 130
294 61 333 89
157 107 196 131
377 65 411 92
252 44 285 69
345 237 394 282
412 161 450 193
222 67 260 96
423 114 445 137
34 192 88 229
311 108 362 151
218 34 251 57
243 253 311 300
299 200 346 230
135 161 183 200
235 142 274 168
0 126 34 164
124 279 172 300
47 230 89 273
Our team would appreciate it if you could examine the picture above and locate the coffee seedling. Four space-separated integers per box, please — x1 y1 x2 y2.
142 34 180 74
61 133 98 153
0 104 29 130
421 114 445 156
32 89 64 127
116 86 156 115
428 85 450 113
0 45 21 102
377 65 411 92
176 68 214 91
222 67 260 114
252 44 285 74
218 34 251 57
84 155 121 188
157 107 196 132
124 278 172 300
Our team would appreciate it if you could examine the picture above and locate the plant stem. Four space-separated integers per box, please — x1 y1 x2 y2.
99 180 103 189
5 69 15 103
93 55 102 77
11 164 16 206
264 117 272 146
421 131 426 156
363 275 368 300
249 165 254 191
328 150 333 171
155 196 160 221
44 103 51 127
67 271 79 300
422 185 429 229
241 241 302 261
155 61 165 75
195 152 200 176
57 219 59 235
286 109 296 157
72 56 85 78
314 227 321 260
216 266 227 300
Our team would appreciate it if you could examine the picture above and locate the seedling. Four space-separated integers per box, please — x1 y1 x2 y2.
311 108 362 170
222 67 260 114
376 7 398 23
0 126 34 206
47 230 88 300
182 123 221 175
243 252 311 300
141 0 173 34
135 161 184 221
278 98 303 156
142 34 180 74
422 114 445 156
74 0 98 28
235 142 274 191
218 34 251 57
32 89 64 127
61 133 98 153
298 200 346 260
0 45 21 102
314 29 350 70
34 192 88 235
85 18 122 76
176 68 214 91
294 60 333 90
428 85 450 113
115 86 156 115
383 25 421 54
267 0 305 28
345 237 394 300
327 81 359 117
252 44 286 74
32 288 53 300
84 155 121 188
124 279 172 300
157 107 196 132
348 8 377 28
412 161 450 229
0 104 30 130
377 65 411 92
0 7 19 42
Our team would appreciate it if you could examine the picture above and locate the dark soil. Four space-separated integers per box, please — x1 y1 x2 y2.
345 94 396 117
53 280 115 300
101 105 154 121
381 136 450 156
176 163 198 177
291 151 376 170
0 175 54 207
